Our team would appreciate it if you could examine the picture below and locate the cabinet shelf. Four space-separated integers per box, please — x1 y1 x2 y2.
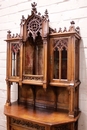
50 80 80 87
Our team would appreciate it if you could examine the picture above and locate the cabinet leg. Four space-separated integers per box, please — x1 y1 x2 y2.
6 82 11 106
7 116 11 130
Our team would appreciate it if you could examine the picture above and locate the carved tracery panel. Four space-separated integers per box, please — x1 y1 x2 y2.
53 39 68 51
54 124 70 130
11 118 45 130
27 15 42 39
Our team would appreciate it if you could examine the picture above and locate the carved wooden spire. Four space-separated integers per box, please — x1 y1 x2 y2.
31 2 37 14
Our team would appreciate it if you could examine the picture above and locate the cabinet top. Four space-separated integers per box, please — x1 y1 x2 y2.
5 2 80 41
4 102 81 126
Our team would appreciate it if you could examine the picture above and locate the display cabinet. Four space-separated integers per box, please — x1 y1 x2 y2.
4 2 81 130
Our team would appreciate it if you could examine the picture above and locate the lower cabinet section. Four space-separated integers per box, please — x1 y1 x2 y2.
9 117 78 130
4 103 80 130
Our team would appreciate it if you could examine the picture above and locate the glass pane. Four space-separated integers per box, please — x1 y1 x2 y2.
61 48 67 79
17 51 20 76
12 51 20 76
53 49 59 79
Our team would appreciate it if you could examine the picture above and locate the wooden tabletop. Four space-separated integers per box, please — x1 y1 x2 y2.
4 102 80 126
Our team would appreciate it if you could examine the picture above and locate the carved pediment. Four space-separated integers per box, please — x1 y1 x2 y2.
20 2 49 41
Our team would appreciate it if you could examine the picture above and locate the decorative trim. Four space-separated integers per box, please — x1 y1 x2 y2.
23 75 43 81
49 21 80 35
11 118 45 130
7 30 22 39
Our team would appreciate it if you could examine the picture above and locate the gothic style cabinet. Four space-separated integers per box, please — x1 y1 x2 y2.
4 2 81 130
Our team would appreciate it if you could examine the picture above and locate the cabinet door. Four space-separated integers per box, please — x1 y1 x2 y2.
10 42 20 77
50 37 69 83
7 41 22 80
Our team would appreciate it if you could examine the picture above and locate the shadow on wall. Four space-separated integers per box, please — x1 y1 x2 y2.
78 38 87 130
78 112 87 130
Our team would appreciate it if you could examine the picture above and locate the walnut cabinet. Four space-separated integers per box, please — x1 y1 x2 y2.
4 2 81 130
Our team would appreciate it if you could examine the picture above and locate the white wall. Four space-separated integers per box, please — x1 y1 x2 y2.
0 0 87 130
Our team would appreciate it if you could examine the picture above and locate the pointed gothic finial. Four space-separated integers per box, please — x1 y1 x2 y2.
38 12 41 16
70 21 75 25
45 9 48 16
63 27 67 32
20 15 26 25
69 21 75 31
76 26 80 34
31 2 37 14
44 9 49 21
7 30 11 39
58 27 62 33
7 30 11 34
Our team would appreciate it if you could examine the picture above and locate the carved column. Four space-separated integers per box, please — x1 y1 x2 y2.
6 81 11 106
68 85 75 117
43 37 48 90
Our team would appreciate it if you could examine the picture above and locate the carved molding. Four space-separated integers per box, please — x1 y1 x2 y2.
23 75 43 81
11 118 45 130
